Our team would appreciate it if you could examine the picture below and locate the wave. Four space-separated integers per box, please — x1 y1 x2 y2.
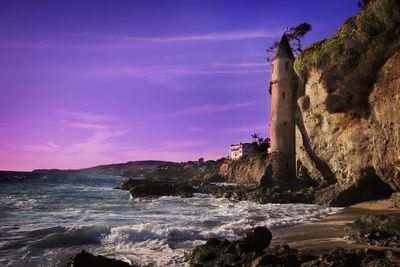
31 225 111 249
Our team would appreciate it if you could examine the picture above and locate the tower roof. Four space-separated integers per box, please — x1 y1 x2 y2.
274 33 294 60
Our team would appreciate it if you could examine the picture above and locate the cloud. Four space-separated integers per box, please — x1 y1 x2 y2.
162 102 257 117
86 61 267 79
222 124 268 134
1 29 279 50
19 144 58 152
189 126 205 132
68 30 278 43
122 30 278 42
48 141 60 148
56 110 114 122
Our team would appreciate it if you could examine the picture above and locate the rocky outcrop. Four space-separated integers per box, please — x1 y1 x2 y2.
292 0 400 206
345 213 400 248
144 159 226 182
119 179 197 198
67 250 132 267
189 227 396 267
295 53 399 205
218 154 270 184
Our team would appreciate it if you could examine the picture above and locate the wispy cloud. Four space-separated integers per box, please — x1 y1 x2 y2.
163 102 257 117
68 30 278 43
222 124 268 134
123 30 278 42
1 29 279 50
86 62 267 79
189 126 205 132
55 110 114 122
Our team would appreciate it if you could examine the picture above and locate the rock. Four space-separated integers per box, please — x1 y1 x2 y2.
242 226 272 253
188 227 271 266
295 50 400 202
293 0 400 204
67 250 132 267
219 153 270 184
392 192 400 208
119 178 197 198
315 169 393 207
345 213 400 247
299 247 395 267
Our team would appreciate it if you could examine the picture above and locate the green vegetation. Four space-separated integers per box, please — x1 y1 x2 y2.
267 22 312 61
294 0 400 117
251 133 270 156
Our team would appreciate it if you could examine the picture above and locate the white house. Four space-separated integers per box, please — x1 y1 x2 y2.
229 143 257 160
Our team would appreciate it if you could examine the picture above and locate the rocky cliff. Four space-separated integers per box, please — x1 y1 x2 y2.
218 154 269 184
294 0 400 205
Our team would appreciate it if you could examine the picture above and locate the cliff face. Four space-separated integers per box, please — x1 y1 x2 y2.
292 0 400 205
218 155 269 184
295 52 400 203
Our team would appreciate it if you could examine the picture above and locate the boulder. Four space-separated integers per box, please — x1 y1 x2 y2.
67 250 132 267
119 178 197 198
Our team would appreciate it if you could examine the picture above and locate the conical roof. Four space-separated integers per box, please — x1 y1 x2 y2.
274 33 294 59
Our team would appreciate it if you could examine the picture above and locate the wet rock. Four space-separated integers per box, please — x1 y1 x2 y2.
299 248 395 267
345 213 400 247
119 178 197 198
67 250 132 267
392 192 400 208
189 226 397 267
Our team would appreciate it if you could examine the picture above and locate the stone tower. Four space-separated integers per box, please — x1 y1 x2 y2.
269 33 298 185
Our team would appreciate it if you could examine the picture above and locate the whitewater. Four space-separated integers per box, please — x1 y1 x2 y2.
0 172 340 266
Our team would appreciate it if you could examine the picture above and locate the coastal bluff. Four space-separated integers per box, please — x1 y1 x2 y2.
293 0 400 205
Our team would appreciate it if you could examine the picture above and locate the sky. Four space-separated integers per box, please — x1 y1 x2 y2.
0 0 359 171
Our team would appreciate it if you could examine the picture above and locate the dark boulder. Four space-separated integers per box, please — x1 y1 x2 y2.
119 178 197 198
67 250 132 267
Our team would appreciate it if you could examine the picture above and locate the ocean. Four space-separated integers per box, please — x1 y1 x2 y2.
0 171 339 266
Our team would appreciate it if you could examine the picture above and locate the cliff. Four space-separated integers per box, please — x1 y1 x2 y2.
218 154 269 184
294 0 400 205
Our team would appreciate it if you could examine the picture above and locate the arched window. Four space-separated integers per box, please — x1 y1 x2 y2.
283 121 287 126
285 61 289 71
282 92 285 98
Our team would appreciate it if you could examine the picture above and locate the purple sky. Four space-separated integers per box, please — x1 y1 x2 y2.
0 0 359 171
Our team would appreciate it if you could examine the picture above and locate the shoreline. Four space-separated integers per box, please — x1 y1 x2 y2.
271 198 400 255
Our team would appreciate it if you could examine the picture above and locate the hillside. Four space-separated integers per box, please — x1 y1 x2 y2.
33 160 170 177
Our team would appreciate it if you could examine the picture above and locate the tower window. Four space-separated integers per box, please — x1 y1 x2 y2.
285 61 289 71
283 121 287 126
271 64 274 73
282 92 285 98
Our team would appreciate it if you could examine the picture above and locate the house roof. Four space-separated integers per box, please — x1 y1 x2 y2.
274 33 294 60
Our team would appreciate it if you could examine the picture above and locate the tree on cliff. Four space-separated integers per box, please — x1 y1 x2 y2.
266 22 312 61
358 0 374 9
250 133 270 153
251 133 260 143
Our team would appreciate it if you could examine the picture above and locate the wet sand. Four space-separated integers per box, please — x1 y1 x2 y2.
271 199 400 255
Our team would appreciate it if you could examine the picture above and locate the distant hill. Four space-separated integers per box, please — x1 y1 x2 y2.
33 160 171 177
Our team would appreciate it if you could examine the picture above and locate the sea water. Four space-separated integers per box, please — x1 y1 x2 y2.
0 172 339 266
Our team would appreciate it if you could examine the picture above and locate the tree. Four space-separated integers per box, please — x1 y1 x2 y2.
251 133 260 143
358 0 373 9
257 137 270 153
266 22 312 62
250 133 270 153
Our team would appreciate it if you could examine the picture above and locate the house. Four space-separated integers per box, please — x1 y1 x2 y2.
229 143 257 160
